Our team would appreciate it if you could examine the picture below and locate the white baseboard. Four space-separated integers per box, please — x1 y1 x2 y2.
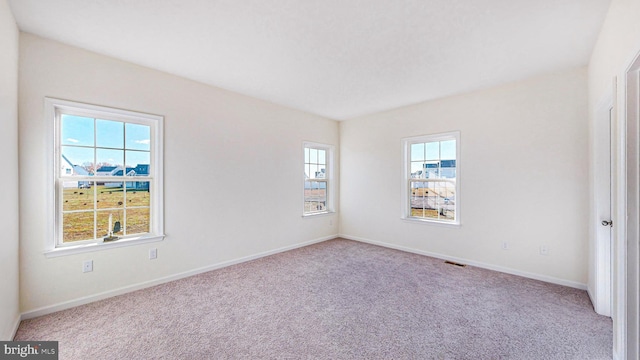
339 234 587 290
21 234 337 320
587 285 596 309
2 313 21 341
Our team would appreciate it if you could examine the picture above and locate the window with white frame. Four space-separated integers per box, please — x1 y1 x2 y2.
47 98 164 252
403 132 460 224
303 142 333 215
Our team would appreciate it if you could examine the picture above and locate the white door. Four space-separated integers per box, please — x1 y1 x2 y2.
593 98 613 317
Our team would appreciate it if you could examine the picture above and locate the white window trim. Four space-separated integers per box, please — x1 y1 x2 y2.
302 141 335 217
45 98 165 258
401 131 461 226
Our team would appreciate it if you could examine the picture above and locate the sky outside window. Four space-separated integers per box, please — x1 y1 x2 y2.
96 119 124 148
125 123 151 151
61 115 94 146
61 115 151 169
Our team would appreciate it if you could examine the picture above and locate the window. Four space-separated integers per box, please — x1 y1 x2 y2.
303 142 334 216
46 98 164 255
402 132 460 224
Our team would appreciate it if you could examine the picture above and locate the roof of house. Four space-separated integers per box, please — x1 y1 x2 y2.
97 166 118 172
424 160 456 168
61 154 74 167
111 164 150 176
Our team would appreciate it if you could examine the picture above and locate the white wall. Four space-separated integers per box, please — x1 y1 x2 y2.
588 0 640 357
0 0 20 340
589 0 640 102
340 67 588 287
18 33 339 314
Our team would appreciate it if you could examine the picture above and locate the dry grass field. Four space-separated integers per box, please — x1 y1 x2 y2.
62 184 150 242
410 186 455 220
410 208 444 219
304 188 327 213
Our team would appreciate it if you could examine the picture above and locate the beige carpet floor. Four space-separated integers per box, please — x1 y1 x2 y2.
14 238 612 359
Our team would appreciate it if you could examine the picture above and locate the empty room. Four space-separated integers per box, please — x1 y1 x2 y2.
1 0 639 359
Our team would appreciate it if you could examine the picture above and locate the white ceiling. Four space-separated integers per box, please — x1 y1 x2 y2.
8 0 611 120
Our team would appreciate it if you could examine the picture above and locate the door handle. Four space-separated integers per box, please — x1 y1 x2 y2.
601 220 613 227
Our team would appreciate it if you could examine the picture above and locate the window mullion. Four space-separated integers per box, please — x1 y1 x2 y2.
92 180 97 240
123 180 128 236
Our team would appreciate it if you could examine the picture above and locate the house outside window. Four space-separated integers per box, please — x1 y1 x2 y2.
303 142 334 216
46 98 164 256
402 131 460 225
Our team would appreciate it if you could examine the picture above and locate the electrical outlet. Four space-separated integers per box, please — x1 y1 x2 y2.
83 260 93 273
501 241 509 250
540 245 549 256
149 248 157 260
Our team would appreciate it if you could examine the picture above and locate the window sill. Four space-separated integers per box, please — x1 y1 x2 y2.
302 211 335 218
44 234 165 258
401 217 461 228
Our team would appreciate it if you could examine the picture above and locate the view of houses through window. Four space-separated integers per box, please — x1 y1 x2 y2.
407 133 458 223
304 144 330 215
59 114 153 243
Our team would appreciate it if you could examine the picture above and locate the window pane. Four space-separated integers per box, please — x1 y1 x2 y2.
125 151 151 176
410 181 426 217
411 162 424 178
96 119 124 149
410 179 434 218
61 115 94 147
309 164 319 179
97 183 124 209
126 181 150 207
304 147 310 163
305 164 311 179
304 181 327 212
441 160 456 178
127 208 150 235
317 164 326 178
61 146 94 175
63 212 94 242
62 184 94 211
432 181 455 220
422 164 432 177
125 123 151 151
410 143 425 161
410 180 456 220
316 185 327 211
425 142 440 160
309 148 318 163
318 149 326 165
441 140 456 160
423 161 440 178
97 210 124 238
304 201 317 213
96 149 124 172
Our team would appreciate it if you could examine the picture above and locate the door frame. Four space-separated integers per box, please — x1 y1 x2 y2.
620 50 640 360
591 88 614 317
